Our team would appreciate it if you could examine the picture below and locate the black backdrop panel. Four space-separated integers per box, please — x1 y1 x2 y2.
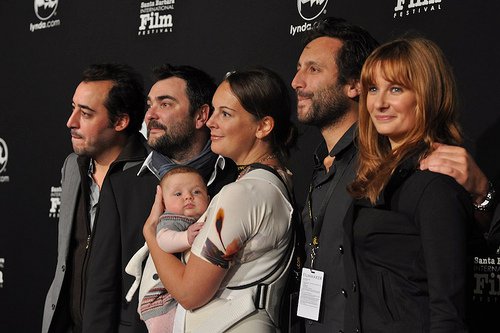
1 1 499 331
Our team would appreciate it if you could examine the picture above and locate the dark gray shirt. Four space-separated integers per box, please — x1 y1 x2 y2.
302 124 358 333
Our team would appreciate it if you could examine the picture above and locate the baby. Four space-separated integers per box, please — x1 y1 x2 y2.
125 166 209 333
155 166 209 254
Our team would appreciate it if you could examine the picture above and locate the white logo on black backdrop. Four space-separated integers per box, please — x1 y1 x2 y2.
49 186 62 218
0 258 4 288
394 0 442 18
0 138 10 183
298 0 328 21
138 0 174 36
472 256 500 303
290 0 329 36
34 0 58 20
30 0 62 32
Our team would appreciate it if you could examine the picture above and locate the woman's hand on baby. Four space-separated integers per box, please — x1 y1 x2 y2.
144 185 165 239
187 222 204 245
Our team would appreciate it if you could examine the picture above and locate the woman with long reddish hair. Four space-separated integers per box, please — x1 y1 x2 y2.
346 37 471 332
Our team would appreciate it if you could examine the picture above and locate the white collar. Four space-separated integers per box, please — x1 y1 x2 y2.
137 152 226 187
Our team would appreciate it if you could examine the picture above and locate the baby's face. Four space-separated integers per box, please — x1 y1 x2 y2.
161 172 209 219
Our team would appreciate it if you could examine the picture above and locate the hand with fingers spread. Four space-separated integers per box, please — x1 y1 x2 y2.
420 143 489 204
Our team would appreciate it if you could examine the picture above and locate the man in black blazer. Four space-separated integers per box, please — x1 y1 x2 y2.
81 64 237 333
42 63 148 333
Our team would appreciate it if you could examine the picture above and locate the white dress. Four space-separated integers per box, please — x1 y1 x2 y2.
176 167 294 333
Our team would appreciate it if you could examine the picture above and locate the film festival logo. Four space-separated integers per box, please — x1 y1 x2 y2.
0 137 10 183
393 0 443 18
30 0 62 32
138 0 175 36
473 256 500 303
49 186 62 218
290 0 329 37
0 258 4 288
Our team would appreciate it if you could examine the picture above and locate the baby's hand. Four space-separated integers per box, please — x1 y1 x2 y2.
187 223 204 245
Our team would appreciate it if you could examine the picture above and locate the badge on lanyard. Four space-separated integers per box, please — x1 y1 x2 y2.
297 267 324 321
297 235 324 321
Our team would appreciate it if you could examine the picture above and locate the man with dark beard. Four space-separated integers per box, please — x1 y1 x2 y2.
291 18 378 333
141 64 236 193
291 18 494 333
82 64 237 333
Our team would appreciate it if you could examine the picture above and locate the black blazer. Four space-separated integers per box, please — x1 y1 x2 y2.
82 135 155 333
344 157 472 333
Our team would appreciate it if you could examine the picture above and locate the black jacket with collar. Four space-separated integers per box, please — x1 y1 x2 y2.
343 151 472 333
81 133 153 333
302 125 358 333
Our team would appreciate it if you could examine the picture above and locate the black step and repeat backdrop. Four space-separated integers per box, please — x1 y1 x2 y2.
1 1 499 332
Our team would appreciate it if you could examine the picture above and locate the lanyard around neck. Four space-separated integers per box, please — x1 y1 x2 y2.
307 171 337 269
307 151 355 269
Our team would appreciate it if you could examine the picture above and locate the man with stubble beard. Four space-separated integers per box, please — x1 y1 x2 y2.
82 64 237 333
43 63 148 333
291 17 494 333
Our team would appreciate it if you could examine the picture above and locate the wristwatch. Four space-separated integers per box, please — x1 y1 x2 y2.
473 181 496 212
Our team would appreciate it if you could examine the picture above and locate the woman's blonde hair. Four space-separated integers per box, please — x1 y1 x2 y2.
349 36 462 204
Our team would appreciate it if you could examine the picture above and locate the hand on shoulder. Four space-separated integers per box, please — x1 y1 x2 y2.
419 143 489 204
